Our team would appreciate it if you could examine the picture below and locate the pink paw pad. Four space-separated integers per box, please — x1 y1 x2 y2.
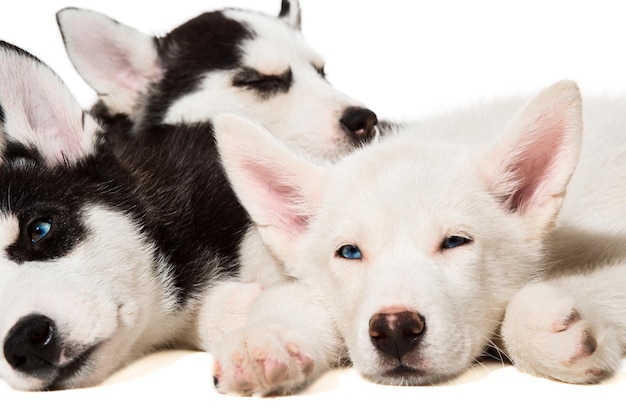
230 351 255 392
286 343 314 376
566 330 597 364
252 348 289 386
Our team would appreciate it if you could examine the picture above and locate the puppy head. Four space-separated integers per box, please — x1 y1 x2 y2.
57 1 377 159
0 42 173 391
215 80 582 385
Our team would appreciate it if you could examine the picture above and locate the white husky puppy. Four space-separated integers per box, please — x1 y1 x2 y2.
212 80 626 395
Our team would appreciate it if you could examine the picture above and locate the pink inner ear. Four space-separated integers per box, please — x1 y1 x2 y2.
22 67 90 165
99 42 162 94
244 161 310 234
506 113 566 214
62 11 162 99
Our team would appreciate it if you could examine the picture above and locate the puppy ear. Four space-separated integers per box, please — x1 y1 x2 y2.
278 0 302 30
57 8 163 117
482 80 582 236
0 42 100 166
215 114 326 261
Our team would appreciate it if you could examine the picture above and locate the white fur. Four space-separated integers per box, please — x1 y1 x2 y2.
502 269 626 383
212 80 626 395
0 206 185 390
0 216 19 250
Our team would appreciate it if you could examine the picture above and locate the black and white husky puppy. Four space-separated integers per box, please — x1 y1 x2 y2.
57 0 378 158
0 41 264 391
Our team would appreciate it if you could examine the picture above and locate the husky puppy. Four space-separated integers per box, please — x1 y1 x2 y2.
212 81 626 395
0 40 277 391
56 0 378 158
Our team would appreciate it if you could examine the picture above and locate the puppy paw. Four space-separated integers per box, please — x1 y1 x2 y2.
544 308 607 379
502 283 621 384
213 325 315 396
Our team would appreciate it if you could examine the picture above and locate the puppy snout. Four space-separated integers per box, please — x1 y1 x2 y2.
369 310 425 359
4 314 60 375
340 106 378 145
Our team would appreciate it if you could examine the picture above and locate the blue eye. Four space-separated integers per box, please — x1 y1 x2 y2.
337 244 362 260
28 218 52 244
441 235 471 250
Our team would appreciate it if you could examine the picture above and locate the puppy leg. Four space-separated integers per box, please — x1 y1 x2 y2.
502 277 624 383
193 280 265 352
213 281 340 396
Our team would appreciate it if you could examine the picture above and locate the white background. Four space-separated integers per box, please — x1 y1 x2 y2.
3 0 626 120
2 1 626 415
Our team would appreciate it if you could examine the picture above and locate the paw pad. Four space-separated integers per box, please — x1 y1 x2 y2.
565 330 597 364
287 343 314 376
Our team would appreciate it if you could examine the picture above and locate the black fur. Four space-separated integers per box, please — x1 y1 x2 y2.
1 116 250 305
137 11 253 130
278 0 301 29
0 42 257 393
278 0 291 18
73 10 278 300
110 121 250 302
2 141 43 166
2 140 136 264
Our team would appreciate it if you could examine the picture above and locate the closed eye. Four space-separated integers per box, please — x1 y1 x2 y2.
440 235 472 250
233 67 292 95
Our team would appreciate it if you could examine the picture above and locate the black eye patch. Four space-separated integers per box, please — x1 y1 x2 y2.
5 209 85 264
2 171 88 264
232 67 292 97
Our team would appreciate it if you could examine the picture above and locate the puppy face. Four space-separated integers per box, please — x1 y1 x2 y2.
215 80 582 385
294 144 534 384
163 8 371 159
0 203 165 390
58 1 378 159
0 43 178 390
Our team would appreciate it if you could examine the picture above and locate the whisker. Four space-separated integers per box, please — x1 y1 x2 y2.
481 338 513 365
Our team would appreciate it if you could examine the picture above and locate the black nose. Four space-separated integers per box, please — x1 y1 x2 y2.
369 310 425 359
4 314 60 376
340 106 378 145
